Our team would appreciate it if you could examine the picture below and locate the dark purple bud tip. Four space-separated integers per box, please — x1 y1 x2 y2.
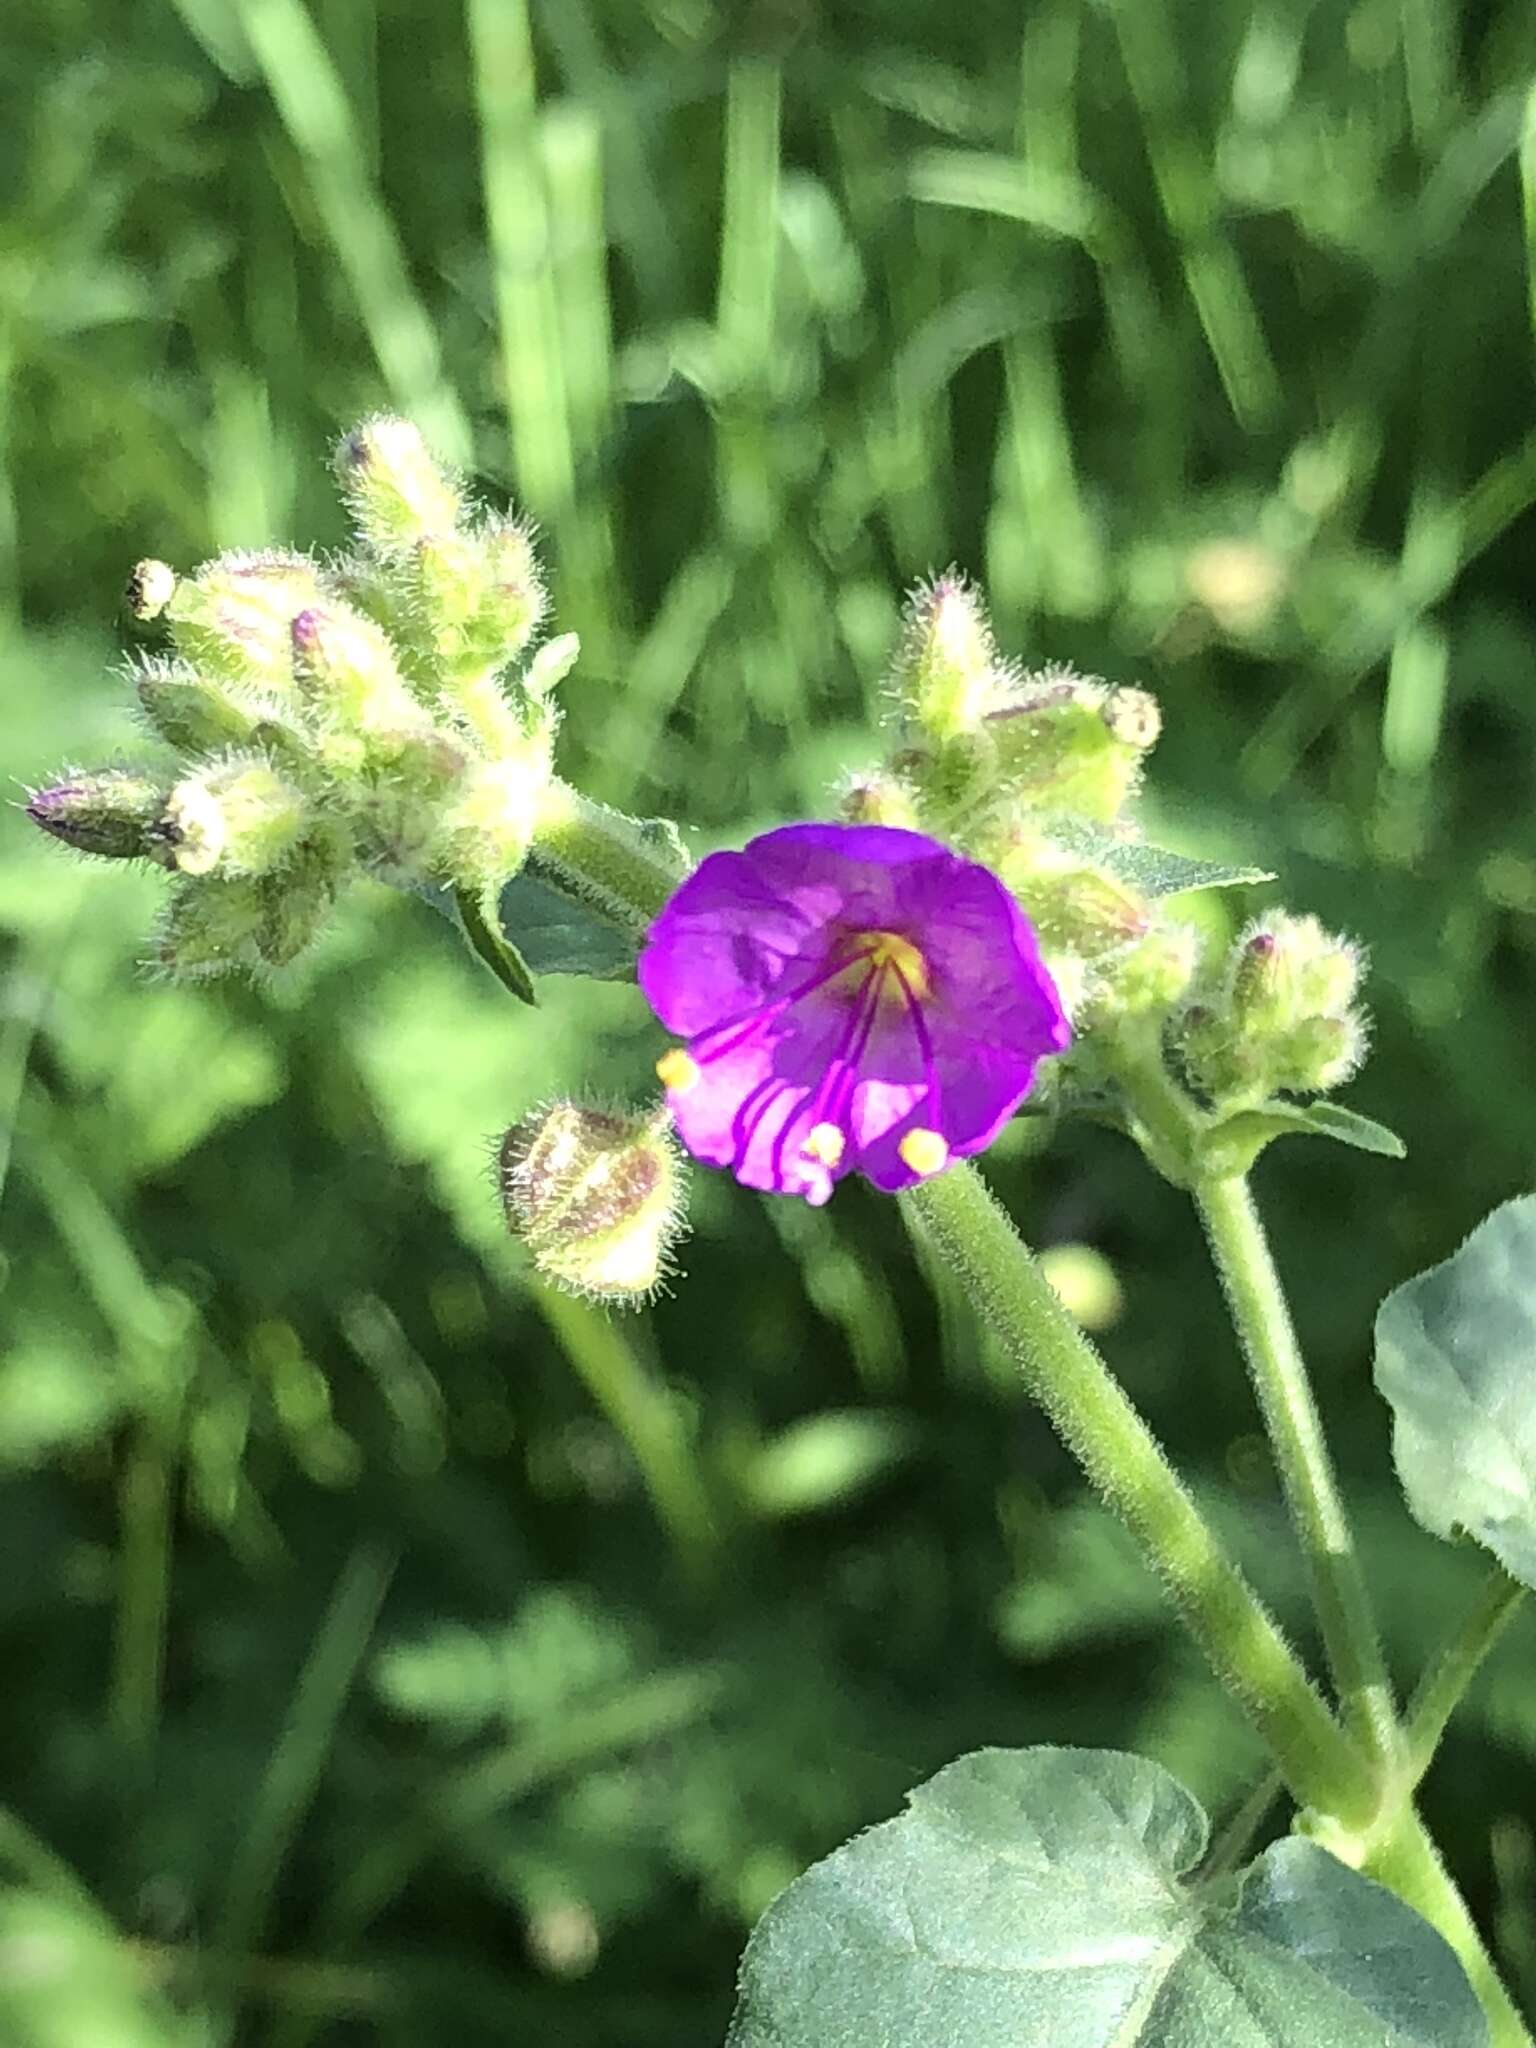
1246 931 1278 958
26 771 167 861
289 608 323 655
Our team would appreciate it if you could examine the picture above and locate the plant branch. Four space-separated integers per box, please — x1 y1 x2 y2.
1404 1559 1526 1789
903 1162 1374 1828
1194 1171 1400 1786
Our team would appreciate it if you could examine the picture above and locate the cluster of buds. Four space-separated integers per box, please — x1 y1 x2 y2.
1172 913 1367 1112
27 418 566 978
845 575 1371 1138
849 575 1186 1040
498 1102 687 1304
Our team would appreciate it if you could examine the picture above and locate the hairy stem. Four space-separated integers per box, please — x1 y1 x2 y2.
1362 1808 1535 2048
1404 1560 1526 1789
903 1162 1373 1827
1195 1172 1400 1786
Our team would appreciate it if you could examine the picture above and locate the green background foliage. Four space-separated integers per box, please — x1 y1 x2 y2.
2 1 1534 2040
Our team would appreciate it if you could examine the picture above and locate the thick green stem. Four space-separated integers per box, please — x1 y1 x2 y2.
1404 1561 1526 1789
1195 1172 1400 1785
530 777 687 935
1362 1808 1535 2048
904 1163 1374 1827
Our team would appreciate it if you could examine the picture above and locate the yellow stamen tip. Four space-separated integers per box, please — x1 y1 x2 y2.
655 1048 700 1095
899 1128 949 1177
802 1122 846 1168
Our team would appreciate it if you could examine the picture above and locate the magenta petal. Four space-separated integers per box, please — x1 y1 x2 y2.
642 821 1071 1203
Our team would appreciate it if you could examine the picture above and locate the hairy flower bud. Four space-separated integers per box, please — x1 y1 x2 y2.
125 558 178 622
837 770 920 828
499 1101 686 1303
334 416 463 557
134 655 291 759
891 574 1000 739
161 550 326 691
986 669 1160 822
159 758 310 877
27 770 171 863
154 855 340 979
409 517 548 679
1176 911 1368 1109
289 603 427 758
432 739 553 894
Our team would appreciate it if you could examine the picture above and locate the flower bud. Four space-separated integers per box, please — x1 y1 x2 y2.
163 550 326 690
890 574 1000 739
499 1101 686 1303
26 770 171 863
154 858 339 979
524 632 580 700
125 558 178 621
432 738 553 894
996 831 1149 960
160 758 310 877
1176 910 1369 1110
289 603 430 759
836 770 919 828
134 656 287 759
334 416 463 557
986 669 1160 822
1096 921 1200 1016
409 517 548 678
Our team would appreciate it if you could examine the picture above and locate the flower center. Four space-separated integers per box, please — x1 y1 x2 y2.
850 930 929 1001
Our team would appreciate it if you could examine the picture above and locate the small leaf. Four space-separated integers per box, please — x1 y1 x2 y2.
454 886 537 1005
745 1411 914 1518
1203 1099 1407 1174
726 1746 1485 2048
1375 1195 1536 1588
1050 821 1274 898
494 862 639 982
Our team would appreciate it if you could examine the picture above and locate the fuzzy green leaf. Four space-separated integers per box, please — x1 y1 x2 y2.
1203 1100 1407 1174
494 862 639 982
726 1747 1485 2048
1375 1195 1536 1588
1051 822 1274 898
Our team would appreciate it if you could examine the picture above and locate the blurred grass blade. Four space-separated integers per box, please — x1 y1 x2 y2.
213 1547 394 1997
223 0 469 461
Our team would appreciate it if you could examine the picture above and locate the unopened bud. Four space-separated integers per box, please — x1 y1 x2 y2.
334 417 463 557
160 759 310 877
164 550 326 690
837 770 919 828
1279 1012 1367 1094
1179 911 1370 1109
432 739 552 893
126 558 178 622
524 633 580 700
891 574 1000 739
1229 914 1360 1036
499 1101 686 1303
26 770 170 863
134 656 284 759
987 668 1160 822
1098 922 1200 1016
154 857 339 979
290 603 427 756
408 518 548 678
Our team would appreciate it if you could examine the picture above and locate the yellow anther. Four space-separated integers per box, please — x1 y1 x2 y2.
898 1127 950 1177
862 930 930 999
655 1048 701 1095
802 1122 846 1168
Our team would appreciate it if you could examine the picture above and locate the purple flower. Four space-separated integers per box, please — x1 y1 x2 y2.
638 822 1070 1204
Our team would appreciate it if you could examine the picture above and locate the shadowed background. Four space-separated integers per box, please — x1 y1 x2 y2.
3 1 1535 2041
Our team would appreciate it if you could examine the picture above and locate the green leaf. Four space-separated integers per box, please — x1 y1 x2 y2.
1203 1100 1407 1174
1374 1195 1536 1587
1050 821 1274 898
454 886 537 1005
493 861 639 981
726 1747 1485 2048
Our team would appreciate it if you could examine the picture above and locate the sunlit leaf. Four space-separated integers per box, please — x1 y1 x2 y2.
1203 1100 1407 1174
727 1747 1485 2048
1375 1196 1536 1587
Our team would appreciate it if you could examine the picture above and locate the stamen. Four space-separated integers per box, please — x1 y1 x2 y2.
656 1048 700 1094
802 1122 845 1167
899 1128 950 1176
